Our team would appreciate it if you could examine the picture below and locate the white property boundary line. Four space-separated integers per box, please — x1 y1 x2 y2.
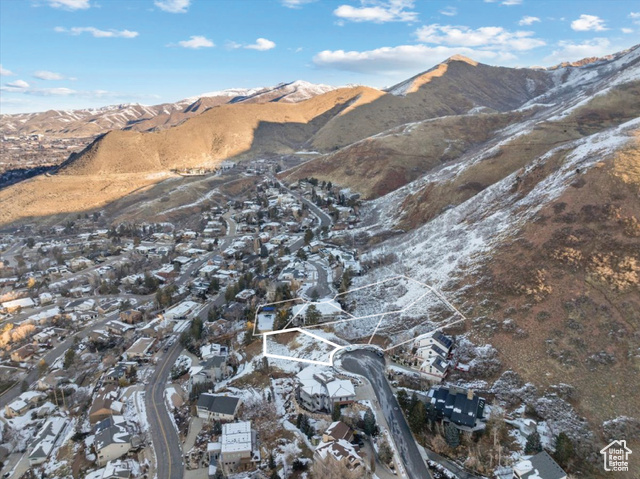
254 275 467 366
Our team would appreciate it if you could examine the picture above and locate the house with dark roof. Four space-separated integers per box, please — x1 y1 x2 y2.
513 451 567 479
427 385 486 431
196 394 240 421
95 423 132 466
322 421 353 443
414 331 454 382
28 416 67 466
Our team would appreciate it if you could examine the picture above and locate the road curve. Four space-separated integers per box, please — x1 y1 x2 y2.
341 350 432 479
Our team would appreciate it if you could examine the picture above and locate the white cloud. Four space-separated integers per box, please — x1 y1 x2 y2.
630 12 640 25
621 27 633 34
281 0 316 8
48 0 90 10
177 36 215 49
28 87 77 96
334 0 418 23
225 40 243 50
544 38 613 64
33 70 65 80
439 6 457 17
55 26 139 38
415 24 545 51
0 64 15 76
313 44 517 74
154 0 191 13
518 16 540 26
484 0 522 5
571 14 607 32
3 79 30 90
245 38 276 51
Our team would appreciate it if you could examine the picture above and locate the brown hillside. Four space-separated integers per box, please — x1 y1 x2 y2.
58 86 382 176
310 57 553 151
462 134 640 470
282 111 530 199
398 82 640 230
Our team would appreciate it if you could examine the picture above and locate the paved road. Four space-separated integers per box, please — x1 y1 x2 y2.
341 350 432 479
273 177 333 232
307 259 332 298
0 311 119 408
145 341 185 479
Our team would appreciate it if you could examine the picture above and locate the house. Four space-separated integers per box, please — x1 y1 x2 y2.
5 399 31 418
426 386 486 431
11 344 37 363
326 379 356 406
414 331 454 382
296 367 356 413
139 317 173 339
89 386 124 424
2 297 36 313
163 300 200 320
315 422 366 476
119 310 143 324
28 416 67 466
218 421 260 475
322 421 354 443
415 331 453 353
105 320 135 337
292 299 343 324
196 394 240 421
200 343 228 359
104 363 136 385
124 337 155 360
95 423 132 466
234 289 255 303
513 451 567 479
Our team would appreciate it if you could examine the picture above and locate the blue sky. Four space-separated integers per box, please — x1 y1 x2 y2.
1 0 638 113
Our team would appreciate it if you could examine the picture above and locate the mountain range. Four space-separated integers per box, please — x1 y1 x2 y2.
0 80 338 138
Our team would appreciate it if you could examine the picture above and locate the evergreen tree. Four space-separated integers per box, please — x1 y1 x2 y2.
553 432 574 469
332 403 341 421
304 229 314 245
305 304 321 325
445 423 460 448
396 389 409 411
63 348 75 369
409 400 425 434
525 431 543 455
363 409 377 436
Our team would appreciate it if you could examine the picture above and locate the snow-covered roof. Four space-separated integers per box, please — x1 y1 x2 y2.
326 379 355 399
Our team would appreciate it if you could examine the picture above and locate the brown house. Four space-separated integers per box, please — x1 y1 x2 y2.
89 385 123 424
11 344 37 363
119 310 143 324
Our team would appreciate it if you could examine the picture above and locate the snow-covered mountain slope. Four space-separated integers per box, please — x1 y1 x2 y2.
0 80 339 139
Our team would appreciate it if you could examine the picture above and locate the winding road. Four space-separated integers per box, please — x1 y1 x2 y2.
341 349 432 479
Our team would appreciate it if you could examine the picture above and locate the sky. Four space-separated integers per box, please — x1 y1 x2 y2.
0 0 638 113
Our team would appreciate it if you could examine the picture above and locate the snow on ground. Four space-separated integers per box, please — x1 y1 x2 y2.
357 116 639 334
